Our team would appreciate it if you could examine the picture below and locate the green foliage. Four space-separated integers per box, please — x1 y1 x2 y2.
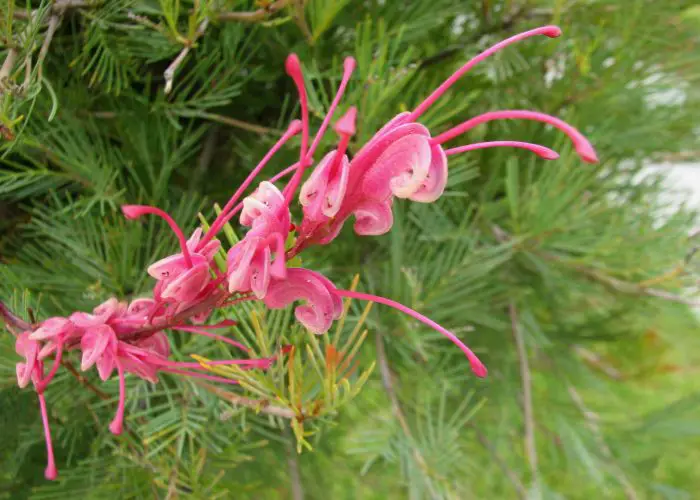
2 0 700 498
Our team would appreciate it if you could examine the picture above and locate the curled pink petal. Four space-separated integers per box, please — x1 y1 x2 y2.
30 317 74 341
80 324 117 371
362 134 432 200
161 263 211 303
264 268 341 334
409 144 448 203
353 199 394 236
250 246 272 299
148 253 207 281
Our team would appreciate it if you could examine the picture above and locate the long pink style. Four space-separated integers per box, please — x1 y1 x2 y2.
38 392 57 480
121 205 193 268
109 360 126 435
445 141 559 160
199 120 303 249
335 289 487 377
408 25 562 121
431 110 598 164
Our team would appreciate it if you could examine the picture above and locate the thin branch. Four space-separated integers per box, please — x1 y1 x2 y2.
568 386 638 500
375 331 440 499
216 0 289 22
195 380 298 419
572 345 623 380
62 359 110 400
284 423 305 500
0 49 19 91
0 300 31 332
12 0 96 20
164 18 209 94
492 225 700 307
291 0 313 45
36 14 60 81
509 301 538 484
192 111 279 135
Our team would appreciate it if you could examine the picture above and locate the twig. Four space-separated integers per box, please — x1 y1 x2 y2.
12 0 95 20
470 425 527 499
284 423 305 500
62 359 110 400
216 0 289 22
0 300 31 332
492 225 700 308
567 386 638 500
36 14 60 81
164 18 209 94
195 380 298 419
193 111 279 135
291 0 313 45
0 49 19 91
375 331 440 499
509 302 538 484
572 345 623 380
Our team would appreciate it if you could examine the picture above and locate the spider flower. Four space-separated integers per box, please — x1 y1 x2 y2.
7 24 598 481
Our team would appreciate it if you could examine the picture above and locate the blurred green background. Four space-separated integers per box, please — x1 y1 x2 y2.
1 1 700 498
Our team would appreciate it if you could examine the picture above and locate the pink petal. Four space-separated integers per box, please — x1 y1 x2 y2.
80 324 116 371
15 331 39 360
97 351 116 381
264 268 340 334
16 362 32 388
409 144 448 203
147 253 207 281
186 228 203 251
161 263 211 303
353 199 394 236
30 317 74 341
362 134 431 200
250 246 272 299
137 332 170 359
126 298 156 317
227 238 259 293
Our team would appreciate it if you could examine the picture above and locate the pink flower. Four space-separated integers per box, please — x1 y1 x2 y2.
295 25 597 247
80 324 118 380
264 268 343 334
227 182 289 298
14 332 58 480
16 332 40 389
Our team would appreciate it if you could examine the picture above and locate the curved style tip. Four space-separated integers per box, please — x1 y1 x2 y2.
121 205 144 220
108 420 123 435
334 107 357 137
285 54 302 77
343 56 357 73
471 359 488 378
543 25 562 38
288 119 303 134
577 143 599 164
44 465 58 481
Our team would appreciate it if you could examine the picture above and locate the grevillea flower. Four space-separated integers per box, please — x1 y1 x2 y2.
15 332 58 480
8 24 597 481
264 268 343 334
295 25 596 248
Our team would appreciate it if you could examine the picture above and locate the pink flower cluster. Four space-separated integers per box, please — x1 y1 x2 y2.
7 25 597 480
